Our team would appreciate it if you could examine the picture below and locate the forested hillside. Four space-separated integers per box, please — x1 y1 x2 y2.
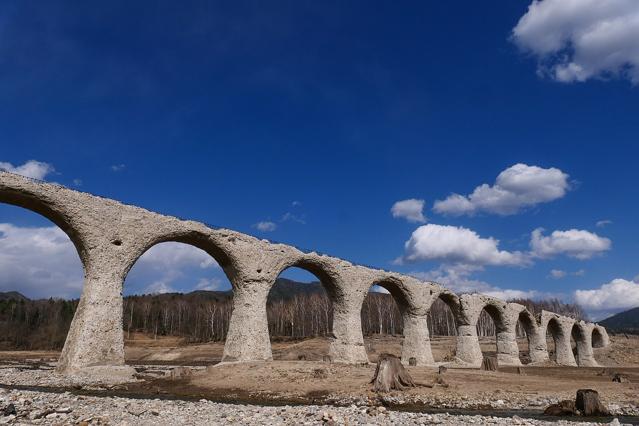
0 281 586 350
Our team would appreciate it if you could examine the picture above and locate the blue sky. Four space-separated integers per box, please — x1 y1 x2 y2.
1 1 638 320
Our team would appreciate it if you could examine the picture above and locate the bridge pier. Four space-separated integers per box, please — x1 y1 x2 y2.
222 280 273 363
400 313 435 366
57 264 135 377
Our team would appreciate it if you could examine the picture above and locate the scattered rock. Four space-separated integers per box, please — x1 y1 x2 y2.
438 365 447 375
312 368 328 379
408 357 417 366
322 355 331 363
2 404 16 416
169 367 192 380
612 373 630 383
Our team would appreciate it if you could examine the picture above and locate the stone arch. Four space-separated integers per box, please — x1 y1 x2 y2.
545 317 563 361
360 275 420 363
0 178 88 265
426 290 460 363
571 322 599 366
122 230 238 284
592 326 606 348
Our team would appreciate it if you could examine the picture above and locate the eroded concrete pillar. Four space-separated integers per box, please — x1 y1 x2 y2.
496 329 521 366
222 280 273 362
455 324 483 367
57 261 134 377
329 292 368 364
527 327 548 364
554 320 578 366
400 313 434 366
574 324 599 367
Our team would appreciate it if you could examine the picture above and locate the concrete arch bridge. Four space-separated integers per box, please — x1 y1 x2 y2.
0 171 609 376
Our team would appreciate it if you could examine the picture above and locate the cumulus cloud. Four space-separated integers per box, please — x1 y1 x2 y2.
512 0 639 84
254 221 277 232
413 265 542 300
127 242 226 294
575 278 639 319
433 164 570 216
401 224 528 266
391 199 426 223
137 242 218 270
0 223 83 299
194 277 224 291
0 160 55 180
144 281 175 295
530 228 611 259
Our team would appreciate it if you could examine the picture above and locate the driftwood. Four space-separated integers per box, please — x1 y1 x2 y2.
480 355 498 371
370 353 416 392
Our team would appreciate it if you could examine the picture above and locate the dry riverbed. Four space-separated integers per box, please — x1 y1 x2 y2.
0 334 637 424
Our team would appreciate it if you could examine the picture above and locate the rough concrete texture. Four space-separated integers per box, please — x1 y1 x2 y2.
0 171 609 375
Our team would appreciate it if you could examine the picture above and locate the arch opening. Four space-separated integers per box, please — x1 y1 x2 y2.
476 304 504 360
571 323 585 362
592 328 605 348
0 204 84 352
265 266 334 361
361 281 409 362
428 294 459 363
123 241 234 364
546 318 563 362
515 310 536 364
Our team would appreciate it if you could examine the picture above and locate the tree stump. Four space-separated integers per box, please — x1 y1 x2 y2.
480 355 498 371
370 353 416 393
575 389 610 416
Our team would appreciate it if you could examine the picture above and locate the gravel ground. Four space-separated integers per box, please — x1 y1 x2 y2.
0 388 630 425
0 365 635 425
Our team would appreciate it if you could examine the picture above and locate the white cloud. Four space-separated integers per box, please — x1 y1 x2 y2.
254 221 277 232
530 228 611 259
144 281 175 295
111 164 126 172
596 219 612 228
72 178 83 186
281 212 306 224
391 199 426 223
127 242 224 294
402 224 528 266
413 265 542 301
512 0 639 84
138 242 218 270
0 160 55 180
575 278 639 318
0 223 83 298
194 277 223 291
550 268 586 279
433 164 570 216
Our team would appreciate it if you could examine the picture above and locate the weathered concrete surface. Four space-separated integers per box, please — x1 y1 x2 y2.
0 171 609 376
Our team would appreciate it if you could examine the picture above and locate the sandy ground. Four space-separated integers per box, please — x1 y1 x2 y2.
0 333 637 421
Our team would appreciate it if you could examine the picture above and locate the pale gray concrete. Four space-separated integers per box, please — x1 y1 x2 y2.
0 171 610 376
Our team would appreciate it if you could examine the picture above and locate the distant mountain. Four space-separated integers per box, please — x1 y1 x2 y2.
265 278 324 301
599 307 639 334
127 278 325 302
0 291 29 302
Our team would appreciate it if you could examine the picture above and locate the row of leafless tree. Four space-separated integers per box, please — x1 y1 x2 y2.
0 288 587 350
